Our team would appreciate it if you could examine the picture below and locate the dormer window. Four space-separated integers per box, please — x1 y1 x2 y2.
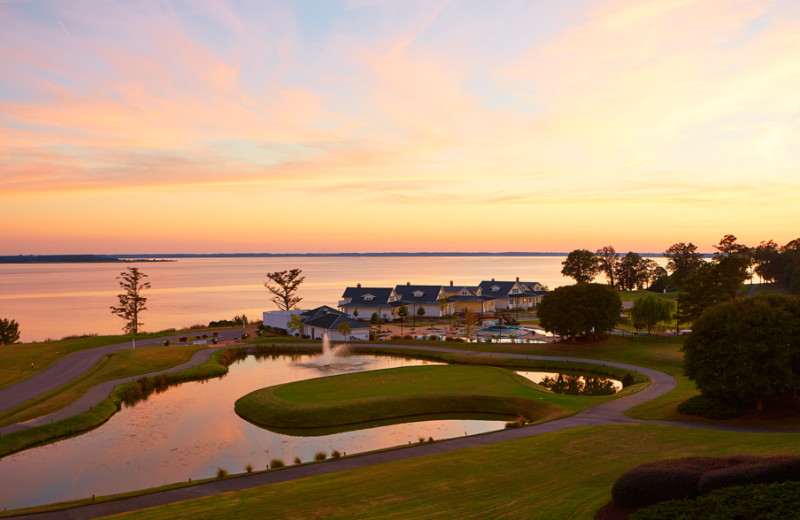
413 290 424 298
491 285 500 292
511 288 519 294
362 293 375 301
460 290 468 295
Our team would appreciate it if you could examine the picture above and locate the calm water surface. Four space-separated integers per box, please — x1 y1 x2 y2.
0 353 525 510
1 256 579 342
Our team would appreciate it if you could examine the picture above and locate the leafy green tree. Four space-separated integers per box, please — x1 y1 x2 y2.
352 309 359 320
595 246 619 287
264 269 305 311
682 295 800 410
370 312 380 326
417 306 426 318
753 239 781 282
616 252 649 291
561 249 600 283
110 267 150 334
676 262 729 323
0 318 20 345
630 294 674 334
663 242 704 288
397 303 408 336
337 321 351 340
537 283 621 341
463 310 477 340
286 314 303 336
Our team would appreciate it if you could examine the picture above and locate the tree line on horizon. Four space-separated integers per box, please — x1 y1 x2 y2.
560 234 800 322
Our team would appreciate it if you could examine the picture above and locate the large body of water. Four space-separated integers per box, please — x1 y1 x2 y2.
1 256 580 342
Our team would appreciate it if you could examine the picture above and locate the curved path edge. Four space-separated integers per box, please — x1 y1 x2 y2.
2 344 793 520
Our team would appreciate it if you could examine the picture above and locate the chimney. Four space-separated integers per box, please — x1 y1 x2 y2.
516 276 519 282
357 283 361 288
407 281 411 285
491 277 495 282
450 280 453 286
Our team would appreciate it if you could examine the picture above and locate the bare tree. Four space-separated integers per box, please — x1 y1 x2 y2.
110 267 150 334
264 269 305 311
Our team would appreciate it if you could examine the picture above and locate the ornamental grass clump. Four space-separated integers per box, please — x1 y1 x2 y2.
216 468 228 478
269 458 285 469
331 450 341 459
314 451 327 461
293 456 302 465
245 463 253 473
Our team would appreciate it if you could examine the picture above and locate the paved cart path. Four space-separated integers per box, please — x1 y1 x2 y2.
1 343 795 520
0 329 251 433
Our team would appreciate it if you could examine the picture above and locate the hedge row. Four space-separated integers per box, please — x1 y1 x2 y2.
612 456 800 508
676 394 745 419
630 480 800 520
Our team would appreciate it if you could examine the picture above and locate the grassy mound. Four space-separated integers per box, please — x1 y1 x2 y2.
235 365 574 430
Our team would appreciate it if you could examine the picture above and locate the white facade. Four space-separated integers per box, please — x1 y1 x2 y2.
262 310 304 331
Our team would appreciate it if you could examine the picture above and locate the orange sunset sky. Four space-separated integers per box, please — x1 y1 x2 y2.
1 0 799 255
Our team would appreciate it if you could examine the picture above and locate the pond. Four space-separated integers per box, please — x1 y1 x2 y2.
0 353 619 510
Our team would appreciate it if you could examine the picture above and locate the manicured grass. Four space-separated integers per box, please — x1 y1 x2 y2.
0 345 207 427
84 424 800 520
0 332 176 389
236 365 608 430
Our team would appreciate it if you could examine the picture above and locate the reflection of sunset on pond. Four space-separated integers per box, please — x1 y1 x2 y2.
0 354 504 510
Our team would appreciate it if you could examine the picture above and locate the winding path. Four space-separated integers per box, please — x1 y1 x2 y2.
0 343 789 519
0 329 250 435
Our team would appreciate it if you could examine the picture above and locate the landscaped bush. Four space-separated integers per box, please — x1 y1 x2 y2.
314 451 327 461
697 457 800 494
269 458 285 469
631 481 800 520
245 463 253 473
612 467 700 508
391 335 401 340
677 394 745 419
331 450 341 459
403 335 413 340
216 468 228 478
293 456 302 465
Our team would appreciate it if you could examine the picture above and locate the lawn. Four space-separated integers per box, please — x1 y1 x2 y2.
235 365 607 430
0 344 207 427
90 424 800 520
0 331 180 390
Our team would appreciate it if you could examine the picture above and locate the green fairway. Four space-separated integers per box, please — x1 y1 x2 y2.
89 424 800 520
235 365 608 430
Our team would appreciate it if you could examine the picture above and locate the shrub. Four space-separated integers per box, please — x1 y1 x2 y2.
216 468 228 478
269 458 285 469
698 457 800 495
391 335 401 340
428 436 434 443
314 451 327 461
293 456 302 465
331 450 341 459
245 463 253 473
677 395 745 419
621 372 634 388
403 335 414 340
179 337 187 343
612 467 700 508
631 481 800 520
428 335 439 341
163 340 170 346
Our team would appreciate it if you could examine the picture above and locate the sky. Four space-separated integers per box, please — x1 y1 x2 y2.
1 0 799 255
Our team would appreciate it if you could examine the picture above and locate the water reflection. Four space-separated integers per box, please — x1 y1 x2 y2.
0 354 506 510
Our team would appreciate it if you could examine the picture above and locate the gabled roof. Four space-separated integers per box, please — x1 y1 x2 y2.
301 305 346 320
394 284 446 305
303 312 370 331
478 280 522 298
340 287 397 306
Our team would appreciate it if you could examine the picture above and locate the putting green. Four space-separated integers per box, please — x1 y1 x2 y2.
235 364 590 430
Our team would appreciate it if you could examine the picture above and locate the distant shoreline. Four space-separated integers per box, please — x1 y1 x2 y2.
0 255 174 264
0 251 694 263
